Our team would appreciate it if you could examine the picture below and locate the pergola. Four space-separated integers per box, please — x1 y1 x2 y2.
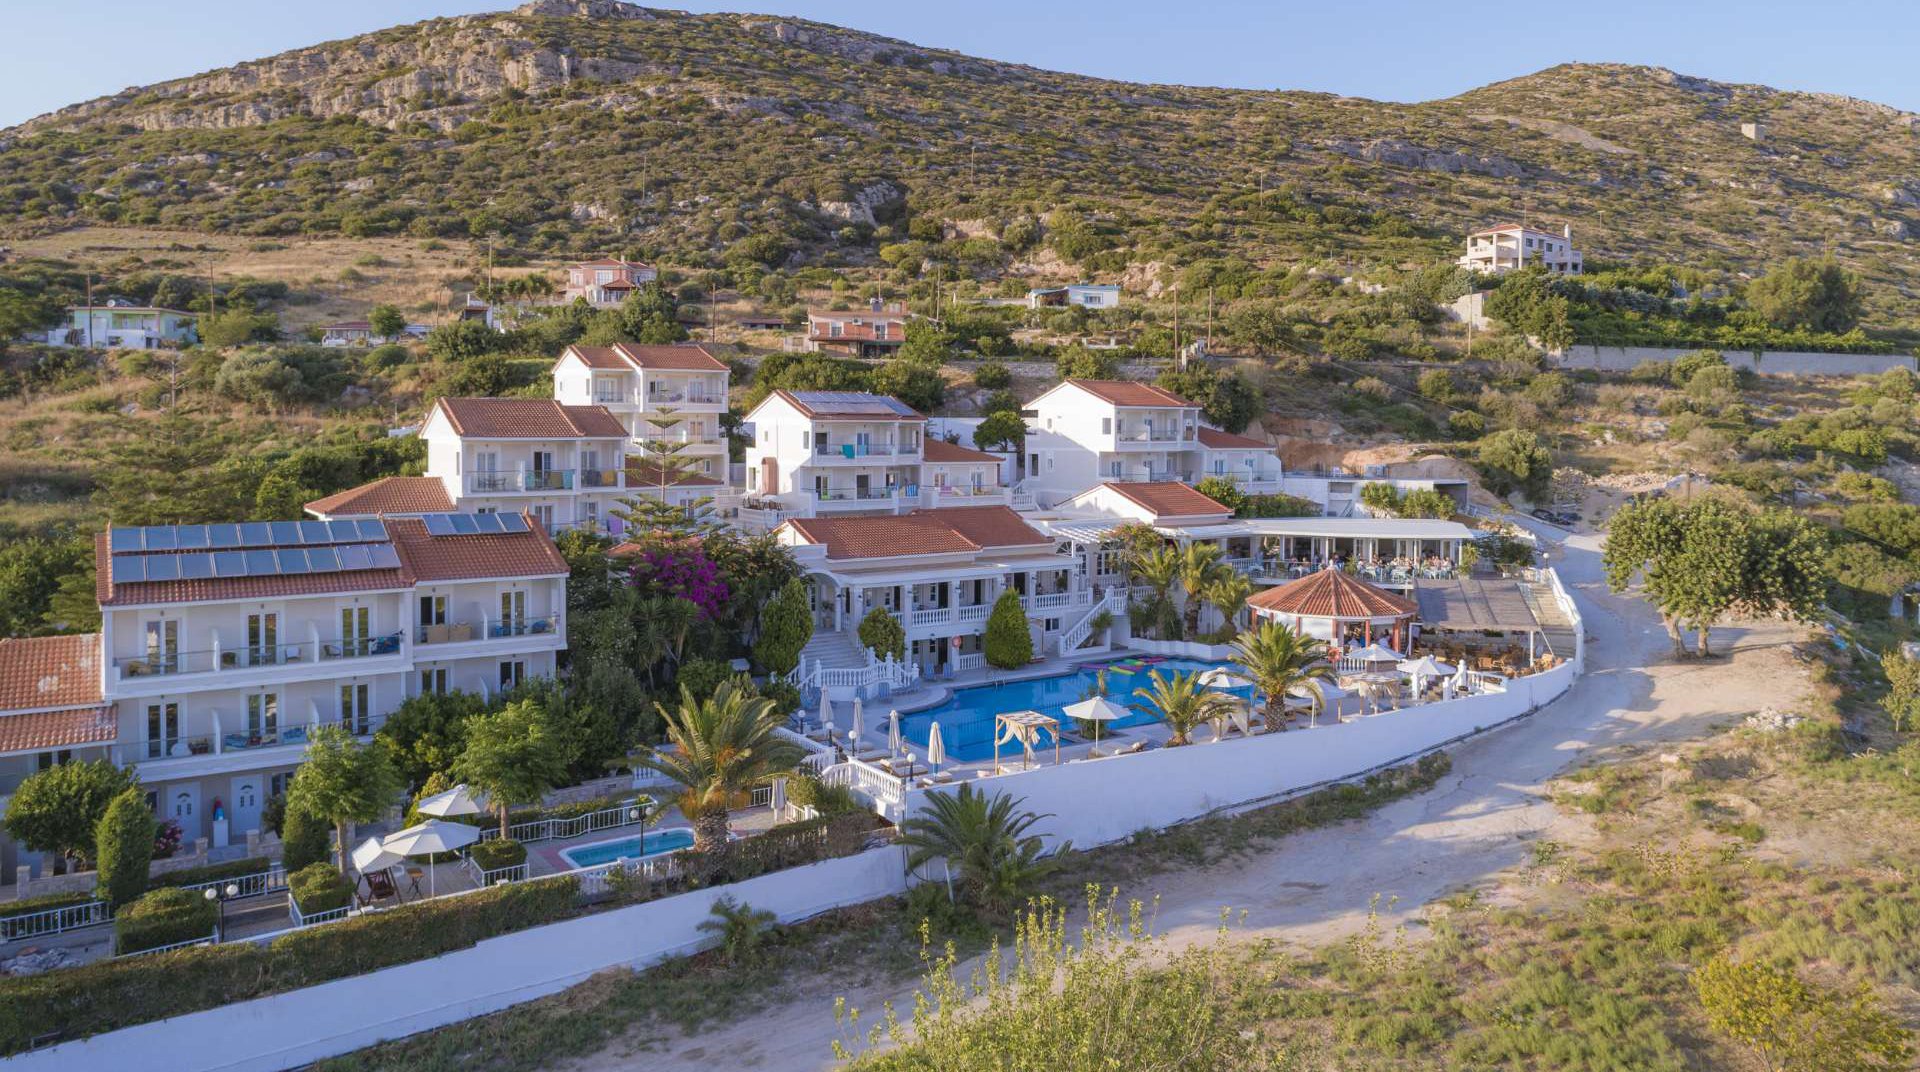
1246 567 1419 650
993 710 1061 771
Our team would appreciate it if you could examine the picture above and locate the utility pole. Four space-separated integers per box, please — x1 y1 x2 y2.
84 274 94 349
1206 287 1214 350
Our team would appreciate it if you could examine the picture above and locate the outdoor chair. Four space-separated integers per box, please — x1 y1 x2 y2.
363 868 399 903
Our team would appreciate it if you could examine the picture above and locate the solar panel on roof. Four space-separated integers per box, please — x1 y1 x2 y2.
307 546 340 572
298 521 332 544
423 514 456 537
240 522 272 546
450 514 479 535
336 545 373 571
268 521 300 545
144 527 177 551
178 554 214 580
175 526 209 550
245 549 277 574
472 513 504 534
109 529 142 553
327 520 360 542
367 544 402 569
213 551 246 577
277 549 310 575
357 519 389 540
112 555 147 583
145 556 179 582
498 513 528 534
208 524 242 549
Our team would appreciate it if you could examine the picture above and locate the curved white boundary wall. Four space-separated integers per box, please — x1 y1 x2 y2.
3 846 908 1072
1555 344 1915 377
900 568 1584 850
14 574 1579 1072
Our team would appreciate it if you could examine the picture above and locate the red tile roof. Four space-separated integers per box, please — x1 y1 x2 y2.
0 706 117 756
433 398 627 439
923 439 1002 463
96 534 411 607
1086 481 1231 520
0 635 103 712
1197 427 1270 450
1066 380 1193 407
304 477 453 518
806 322 905 344
781 506 1047 560
1247 569 1417 620
387 516 569 582
558 343 728 373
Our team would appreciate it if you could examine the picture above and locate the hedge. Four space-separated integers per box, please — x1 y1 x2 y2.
469 838 527 872
288 864 352 916
0 890 98 921
0 875 581 1053
113 887 216 955
148 856 276 892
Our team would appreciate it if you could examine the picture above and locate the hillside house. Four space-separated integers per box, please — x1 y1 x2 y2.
1457 223 1583 276
560 258 658 307
805 300 909 357
47 301 197 349
1026 284 1121 310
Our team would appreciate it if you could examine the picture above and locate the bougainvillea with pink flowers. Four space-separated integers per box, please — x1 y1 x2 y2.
628 537 731 619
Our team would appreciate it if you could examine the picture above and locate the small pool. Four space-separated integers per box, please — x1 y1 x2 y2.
559 827 696 869
898 657 1254 763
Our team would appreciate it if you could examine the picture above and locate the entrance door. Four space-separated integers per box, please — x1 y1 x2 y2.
171 785 200 837
229 776 263 835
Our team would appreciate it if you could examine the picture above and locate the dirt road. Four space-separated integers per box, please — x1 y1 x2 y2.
572 524 1806 1071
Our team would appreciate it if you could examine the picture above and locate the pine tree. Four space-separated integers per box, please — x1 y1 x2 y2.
95 788 157 910
754 578 813 674
984 589 1033 669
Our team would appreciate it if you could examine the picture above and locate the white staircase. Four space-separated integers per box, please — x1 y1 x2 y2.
799 630 868 671
1055 588 1127 655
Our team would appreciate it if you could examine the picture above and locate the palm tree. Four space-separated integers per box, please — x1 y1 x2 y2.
631 681 803 853
1177 543 1227 638
1230 621 1335 731
1203 572 1253 639
1129 544 1183 640
1133 669 1234 747
898 783 1064 915
696 895 779 964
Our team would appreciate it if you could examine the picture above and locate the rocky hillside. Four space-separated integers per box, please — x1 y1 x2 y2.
6 0 1920 300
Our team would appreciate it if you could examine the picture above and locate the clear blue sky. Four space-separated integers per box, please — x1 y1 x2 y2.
6 1 1920 129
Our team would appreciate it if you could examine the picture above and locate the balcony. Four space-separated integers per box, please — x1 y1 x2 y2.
580 469 625 489
1108 469 1196 484
469 471 576 493
921 484 1010 507
641 387 727 408
113 634 404 689
813 442 920 461
522 470 575 492
416 616 558 645
812 487 906 512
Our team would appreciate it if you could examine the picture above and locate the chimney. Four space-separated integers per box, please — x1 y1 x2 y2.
1563 223 1572 239
869 297 884 312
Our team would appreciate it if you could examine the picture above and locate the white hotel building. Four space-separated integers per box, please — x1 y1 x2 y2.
0 514 567 880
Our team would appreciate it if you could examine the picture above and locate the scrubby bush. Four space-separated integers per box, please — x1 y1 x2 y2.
973 360 1011 389
288 863 353 916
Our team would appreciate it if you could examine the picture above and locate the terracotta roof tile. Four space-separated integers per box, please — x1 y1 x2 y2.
97 533 410 606
561 345 632 370
1066 380 1194 407
1086 481 1231 520
388 516 569 582
1197 427 1271 450
434 398 627 438
923 439 1001 463
573 258 652 270
1247 569 1418 620
0 635 102 712
304 477 453 518
910 506 1049 549
610 343 728 371
782 514 981 560
0 707 117 756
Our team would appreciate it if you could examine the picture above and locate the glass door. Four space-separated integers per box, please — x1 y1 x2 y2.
144 620 178 674
500 591 527 636
247 613 278 667
246 692 278 743
146 702 179 759
340 606 370 658
340 682 370 735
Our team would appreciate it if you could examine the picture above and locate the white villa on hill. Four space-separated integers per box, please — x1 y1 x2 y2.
1018 380 1283 507
0 514 566 880
1458 223 1583 276
46 301 197 349
559 258 658 307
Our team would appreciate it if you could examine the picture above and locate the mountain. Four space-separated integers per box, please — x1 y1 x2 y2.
6 0 1920 297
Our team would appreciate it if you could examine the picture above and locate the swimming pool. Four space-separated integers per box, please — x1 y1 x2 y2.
897 657 1254 763
559 827 696 869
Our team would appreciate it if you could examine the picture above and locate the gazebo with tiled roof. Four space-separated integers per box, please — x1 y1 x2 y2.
1247 567 1419 649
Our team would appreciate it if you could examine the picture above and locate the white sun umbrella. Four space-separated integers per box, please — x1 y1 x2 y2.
1399 655 1452 697
1197 667 1254 690
1350 643 1403 666
414 782 487 819
928 720 947 777
849 698 865 752
1063 696 1129 753
888 710 903 758
1295 679 1347 723
351 836 404 877
382 819 481 898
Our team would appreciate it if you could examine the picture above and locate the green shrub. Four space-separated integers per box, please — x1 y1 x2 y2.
114 887 217 955
95 789 156 911
973 361 1011 389
280 802 332 873
783 772 860 816
469 838 528 872
288 864 353 916
856 605 907 661
984 589 1033 669
149 855 275 892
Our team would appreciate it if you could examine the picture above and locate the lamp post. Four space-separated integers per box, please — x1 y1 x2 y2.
205 883 239 942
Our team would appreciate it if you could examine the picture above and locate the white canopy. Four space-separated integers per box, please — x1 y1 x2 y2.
351 836 404 876
415 783 488 819
1398 655 1452 677
382 819 481 858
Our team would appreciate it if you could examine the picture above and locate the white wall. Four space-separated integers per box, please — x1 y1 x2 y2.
10 846 909 1072
1554 344 1916 377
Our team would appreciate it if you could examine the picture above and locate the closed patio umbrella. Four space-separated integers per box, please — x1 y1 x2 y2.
818 693 834 740
382 819 482 898
1063 696 1128 754
770 776 788 821
928 720 946 777
888 710 903 757
849 698 865 752
414 783 487 819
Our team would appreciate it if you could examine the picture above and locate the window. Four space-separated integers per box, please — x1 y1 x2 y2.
340 682 370 735
419 594 447 629
146 702 180 759
340 605 370 657
269 773 289 800
420 667 447 695
499 660 526 689
35 749 72 771
585 500 599 526
246 692 279 740
534 504 555 530
746 468 758 491
144 619 178 672
247 612 279 667
500 590 527 634
1101 417 1112 435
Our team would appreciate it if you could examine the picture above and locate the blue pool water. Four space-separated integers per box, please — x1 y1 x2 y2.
899 658 1254 763
560 827 696 869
